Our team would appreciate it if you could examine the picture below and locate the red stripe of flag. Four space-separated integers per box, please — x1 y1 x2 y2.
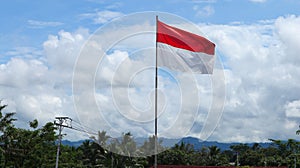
156 20 215 55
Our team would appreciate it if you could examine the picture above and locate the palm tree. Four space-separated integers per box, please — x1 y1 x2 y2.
208 145 221 166
209 145 221 156
119 132 138 159
91 130 110 147
0 102 16 167
0 103 16 132
297 125 300 135
78 140 93 166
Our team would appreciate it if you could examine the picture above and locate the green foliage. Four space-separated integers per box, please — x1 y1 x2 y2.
29 119 38 129
0 103 58 167
0 102 300 167
0 103 16 133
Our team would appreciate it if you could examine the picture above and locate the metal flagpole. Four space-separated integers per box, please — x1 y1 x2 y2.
154 15 158 168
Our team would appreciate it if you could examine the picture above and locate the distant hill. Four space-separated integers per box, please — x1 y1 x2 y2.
62 136 272 151
61 140 86 147
179 137 272 151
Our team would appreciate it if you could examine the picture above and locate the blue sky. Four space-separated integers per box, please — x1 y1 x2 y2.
0 0 300 142
1 0 299 56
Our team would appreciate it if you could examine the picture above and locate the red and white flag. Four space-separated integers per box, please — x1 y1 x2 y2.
156 20 215 74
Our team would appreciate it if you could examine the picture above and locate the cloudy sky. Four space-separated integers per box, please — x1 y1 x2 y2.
0 0 300 143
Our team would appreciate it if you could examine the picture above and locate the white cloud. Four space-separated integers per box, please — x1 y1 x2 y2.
191 0 217 3
1 14 300 142
0 58 48 88
249 0 267 3
70 17 216 140
27 20 64 28
0 28 90 140
285 100 300 118
275 15 300 65
194 5 215 17
79 10 123 24
200 15 300 142
43 28 89 90
5 47 42 58
105 2 123 9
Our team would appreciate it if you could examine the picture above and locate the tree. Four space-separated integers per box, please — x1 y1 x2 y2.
297 125 300 135
260 146 279 166
77 140 106 167
0 118 58 167
207 145 221 165
0 102 58 167
117 132 141 167
78 140 93 166
91 130 110 147
59 145 83 167
0 103 16 133
158 142 195 166
140 135 161 167
193 147 209 166
268 138 300 167
102 132 146 168
140 135 163 156
2 99 300 167
159 148 188 165
0 102 17 167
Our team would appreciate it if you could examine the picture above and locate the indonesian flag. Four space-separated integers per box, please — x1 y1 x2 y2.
156 20 215 74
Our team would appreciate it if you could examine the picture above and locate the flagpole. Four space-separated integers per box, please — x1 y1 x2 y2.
154 15 158 168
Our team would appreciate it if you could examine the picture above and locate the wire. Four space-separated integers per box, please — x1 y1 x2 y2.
72 120 99 134
54 117 101 138
68 125 98 136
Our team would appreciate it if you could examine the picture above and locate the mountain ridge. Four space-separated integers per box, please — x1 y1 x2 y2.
62 136 273 150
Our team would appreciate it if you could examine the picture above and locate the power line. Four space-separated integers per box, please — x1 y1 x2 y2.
72 120 99 134
68 126 98 136
53 116 103 167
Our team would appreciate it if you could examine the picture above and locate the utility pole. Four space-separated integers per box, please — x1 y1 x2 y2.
236 152 239 166
54 117 72 168
294 154 298 168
